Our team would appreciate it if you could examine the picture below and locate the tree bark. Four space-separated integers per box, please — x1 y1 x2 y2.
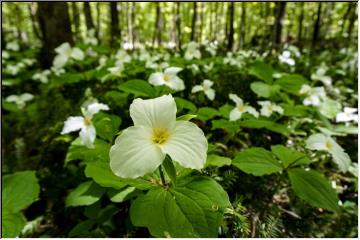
239 2 246 49
312 2 322 46
71 2 80 40
83 2 95 31
227 2 235 51
28 3 41 40
347 3 356 39
110 2 120 47
297 2 304 43
37 2 73 68
131 3 136 46
152 2 162 47
96 2 101 40
190 2 197 41
272 2 286 49
175 2 182 50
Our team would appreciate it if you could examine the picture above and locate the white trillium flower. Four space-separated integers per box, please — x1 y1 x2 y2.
61 102 109 148
299 84 326 106
33 70 51 84
108 63 124 76
306 133 351 172
53 42 85 69
51 67 65 76
203 63 214 72
184 41 201 60
84 29 98 45
278 50 295 66
6 41 20 51
148 67 185 91
190 63 200 73
191 79 216 101
229 93 259 121
115 50 131 64
6 93 34 109
336 107 358 123
311 67 332 86
258 101 284 117
109 94 208 178
318 97 342 119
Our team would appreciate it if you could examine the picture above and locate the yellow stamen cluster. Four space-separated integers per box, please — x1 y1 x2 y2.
152 128 170 145
325 141 333 150
163 74 170 81
84 117 92 126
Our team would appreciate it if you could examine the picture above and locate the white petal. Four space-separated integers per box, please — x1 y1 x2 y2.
79 124 96 148
71 48 85 60
306 133 328 151
229 108 242 121
344 107 357 114
229 93 243 106
6 95 19 102
260 107 272 117
272 105 284 114
61 116 85 134
258 101 270 107
329 149 351 172
203 79 214 87
162 121 207 169
130 94 177 129
20 93 34 102
244 106 259 118
149 72 165 86
191 85 204 93
167 76 185 91
109 126 165 178
55 42 71 55
204 88 215 101
53 54 68 69
336 112 352 122
164 67 182 75
86 102 109 117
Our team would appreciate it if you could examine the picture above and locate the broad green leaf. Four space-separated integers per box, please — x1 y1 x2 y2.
3 171 40 213
250 82 280 98
69 219 96 237
218 104 233 118
108 187 137 203
163 156 177 185
206 154 232 167
2 212 26 238
288 168 340 213
249 61 274 84
239 119 291 136
233 148 282 176
211 119 240 134
130 176 230 237
93 112 121 142
197 107 220 121
118 79 156 97
177 114 197 121
65 138 111 164
65 181 105 207
175 97 197 113
282 104 312 117
50 72 84 88
275 74 309 94
271 145 311 168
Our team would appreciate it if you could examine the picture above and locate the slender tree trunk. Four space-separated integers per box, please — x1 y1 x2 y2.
227 2 235 51
190 2 197 41
174 2 182 50
37 2 73 68
347 3 356 39
214 2 219 41
83 2 95 31
199 2 204 43
152 2 162 47
239 2 246 49
110 2 120 47
71 2 80 40
272 2 286 49
131 3 136 47
341 3 352 36
312 2 322 46
28 3 41 40
96 2 101 40
297 2 304 43
209 3 213 41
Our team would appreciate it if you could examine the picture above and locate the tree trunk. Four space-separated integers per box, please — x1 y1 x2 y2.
37 2 73 68
199 2 204 43
227 2 235 51
83 2 95 31
272 2 286 49
347 3 356 39
96 2 101 40
312 2 322 46
239 2 246 49
297 2 304 43
152 2 162 47
28 3 41 40
175 2 181 50
190 2 197 41
214 2 219 41
110 2 120 47
71 2 80 40
131 3 136 47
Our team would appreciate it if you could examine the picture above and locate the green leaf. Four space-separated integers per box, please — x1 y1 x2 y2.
177 114 197 121
92 112 121 142
65 138 111 164
271 145 311 168
3 171 40 213
65 181 105 207
288 168 340 213
163 156 177 184
282 104 312 117
211 119 240 134
206 154 232 167
218 104 233 119
197 107 220 121
249 61 274 84
232 148 283 176
275 74 309 94
108 187 137 203
118 79 156 97
69 220 96 237
2 212 26 238
175 97 197 113
130 176 230 237
250 82 280 98
239 119 291 136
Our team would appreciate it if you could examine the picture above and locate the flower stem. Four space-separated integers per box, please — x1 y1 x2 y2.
159 165 166 186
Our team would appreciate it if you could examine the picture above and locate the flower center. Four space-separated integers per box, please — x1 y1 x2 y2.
163 73 171 81
152 128 170 145
203 85 209 91
84 117 92 126
325 141 333 150
237 105 245 112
